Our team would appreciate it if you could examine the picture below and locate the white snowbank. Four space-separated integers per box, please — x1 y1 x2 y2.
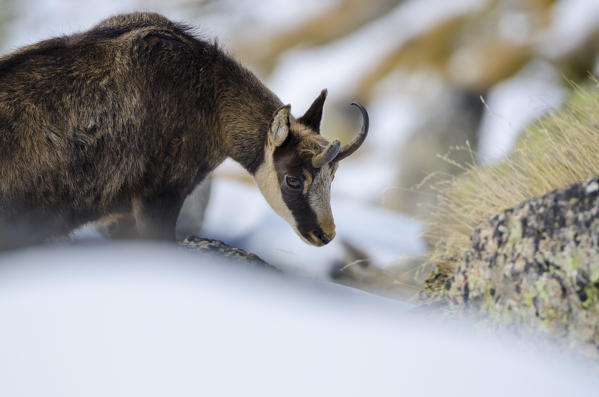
0 243 595 397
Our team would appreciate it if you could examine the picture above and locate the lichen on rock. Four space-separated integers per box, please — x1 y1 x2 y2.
433 175 599 358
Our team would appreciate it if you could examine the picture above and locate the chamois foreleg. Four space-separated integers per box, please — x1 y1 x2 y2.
132 192 185 240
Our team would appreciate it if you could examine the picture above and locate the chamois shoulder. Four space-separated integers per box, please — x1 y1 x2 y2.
0 36 71 76
94 12 177 30
0 13 188 74
88 12 197 45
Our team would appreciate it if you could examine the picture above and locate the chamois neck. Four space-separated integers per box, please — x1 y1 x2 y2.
215 54 282 174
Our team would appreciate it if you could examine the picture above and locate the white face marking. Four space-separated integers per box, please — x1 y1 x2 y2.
253 150 298 231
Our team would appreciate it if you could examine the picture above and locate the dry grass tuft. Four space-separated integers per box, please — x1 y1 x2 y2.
424 80 599 290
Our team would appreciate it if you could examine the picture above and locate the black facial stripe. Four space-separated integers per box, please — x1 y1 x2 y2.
280 185 319 235
273 135 321 236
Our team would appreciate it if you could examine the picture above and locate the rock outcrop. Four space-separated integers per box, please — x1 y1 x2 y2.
434 175 599 357
181 236 274 270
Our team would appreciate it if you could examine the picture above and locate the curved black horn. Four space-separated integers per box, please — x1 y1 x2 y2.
312 140 341 168
334 102 369 162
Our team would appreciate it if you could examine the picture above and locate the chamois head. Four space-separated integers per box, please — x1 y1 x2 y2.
253 89 369 246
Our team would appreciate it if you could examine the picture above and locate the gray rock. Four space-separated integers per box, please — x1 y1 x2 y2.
180 235 275 270
436 175 599 358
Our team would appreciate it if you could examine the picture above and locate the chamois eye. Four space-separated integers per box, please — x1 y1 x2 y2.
285 175 302 190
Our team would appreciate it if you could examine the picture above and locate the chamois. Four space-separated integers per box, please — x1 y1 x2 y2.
0 12 368 249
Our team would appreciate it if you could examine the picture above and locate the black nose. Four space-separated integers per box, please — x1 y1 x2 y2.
313 230 331 245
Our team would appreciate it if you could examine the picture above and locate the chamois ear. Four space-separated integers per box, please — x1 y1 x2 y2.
269 105 290 147
298 89 327 133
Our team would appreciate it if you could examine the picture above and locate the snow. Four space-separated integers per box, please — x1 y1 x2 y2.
536 0 599 59
476 61 568 164
475 0 599 163
3 0 138 51
268 0 489 107
0 243 596 397
201 179 425 277
1 0 334 52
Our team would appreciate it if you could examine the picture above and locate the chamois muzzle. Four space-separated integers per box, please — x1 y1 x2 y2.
334 102 369 163
310 229 335 245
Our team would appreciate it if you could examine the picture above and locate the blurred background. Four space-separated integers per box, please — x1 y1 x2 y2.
1 0 599 285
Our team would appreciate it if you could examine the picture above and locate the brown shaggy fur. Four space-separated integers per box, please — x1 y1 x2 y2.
0 12 298 248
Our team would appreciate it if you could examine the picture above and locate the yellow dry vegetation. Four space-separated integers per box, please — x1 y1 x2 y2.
425 80 599 286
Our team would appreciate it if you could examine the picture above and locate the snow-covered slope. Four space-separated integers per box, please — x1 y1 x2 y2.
0 243 595 397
